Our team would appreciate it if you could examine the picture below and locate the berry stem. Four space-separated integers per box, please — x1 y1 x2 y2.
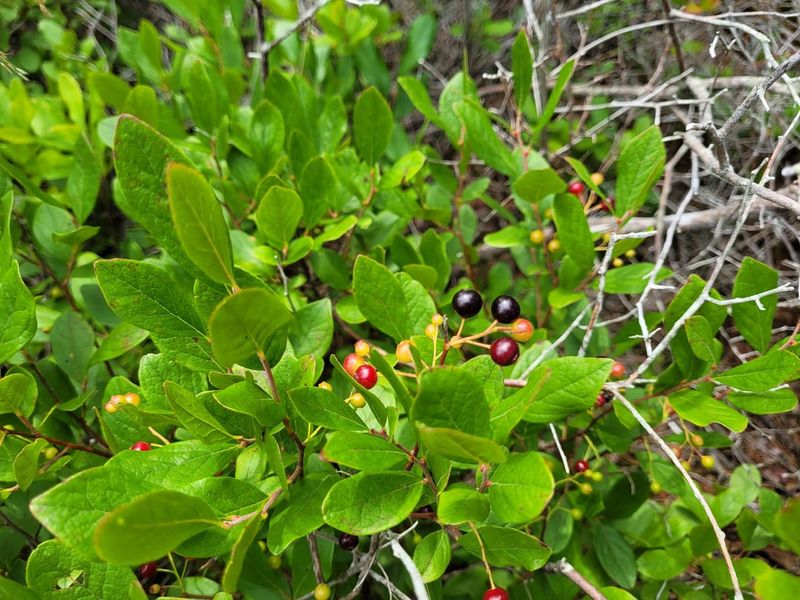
308 532 323 584
467 521 495 589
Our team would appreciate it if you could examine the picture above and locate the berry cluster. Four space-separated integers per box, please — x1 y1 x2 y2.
342 340 378 390
104 392 140 413
449 290 534 367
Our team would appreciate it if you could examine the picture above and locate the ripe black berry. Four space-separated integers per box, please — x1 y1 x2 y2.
490 338 519 366
138 562 157 579
452 289 483 319
491 295 520 324
338 533 359 551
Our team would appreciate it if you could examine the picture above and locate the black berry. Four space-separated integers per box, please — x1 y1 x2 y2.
338 533 359 551
490 338 519 366
491 295 520 324
452 289 483 319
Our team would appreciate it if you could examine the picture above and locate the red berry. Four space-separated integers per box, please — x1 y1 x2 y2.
131 441 151 451
343 353 365 376
594 393 607 408
490 338 520 366
484 588 509 600
575 459 590 473
600 196 615 212
138 562 157 579
354 364 377 389
567 181 585 196
610 362 625 378
510 318 534 343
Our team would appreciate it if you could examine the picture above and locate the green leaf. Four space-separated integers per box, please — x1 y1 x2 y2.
599 263 673 294
66 135 101 224
185 61 226 133
299 156 339 228
0 576 41 600
413 530 451 583
51 311 95 382
95 259 205 338
774 497 800 555
288 300 333 360
91 323 149 365
593 524 637 588
398 76 444 127
437 487 490 525
565 156 604 197
615 125 665 216
352 255 407 341
0 261 36 363
108 441 239 488
454 100 518 177
322 432 407 471
731 257 779 352
266 473 337 554
524 357 612 423
208 288 292 368
714 351 800 392
0 190 13 274
288 387 366 432
512 168 566 204
322 471 424 535
398 14 436 74
553 193 595 271
221 510 264 594
728 388 797 415
167 163 236 287
94 490 220 564
532 59 575 139
353 87 393 165
114 115 196 275
484 225 529 248
30 467 161 557
250 100 285 173
669 388 748 432
490 367 551 440
685 315 717 362
13 439 46 492
488 452 554 524
26 540 145 600
256 186 303 254
0 371 37 418
369 349 413 414
416 425 507 465
460 525 551 571
164 381 236 444
755 569 800 599
411 366 490 436
511 30 532 109
213 381 284 427
380 150 426 189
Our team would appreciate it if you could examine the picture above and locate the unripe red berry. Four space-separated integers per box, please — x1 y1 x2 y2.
567 181 585 196
354 364 377 389
594 393 607 408
138 562 157 579
354 340 371 357
343 353 365 376
131 441 151 451
490 338 520 366
483 588 509 600
510 318 534 342
396 340 414 363
575 459 590 473
610 362 625 378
